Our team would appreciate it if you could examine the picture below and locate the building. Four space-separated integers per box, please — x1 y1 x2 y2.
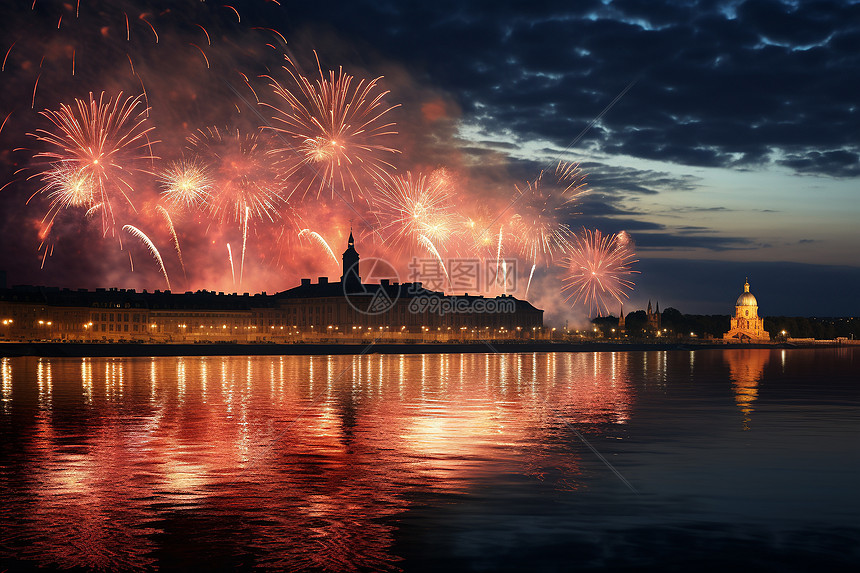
723 279 770 342
0 235 544 343
646 300 660 331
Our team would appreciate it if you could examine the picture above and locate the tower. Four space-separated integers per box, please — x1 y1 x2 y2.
618 303 625 331
723 279 770 341
340 230 361 291
646 300 660 331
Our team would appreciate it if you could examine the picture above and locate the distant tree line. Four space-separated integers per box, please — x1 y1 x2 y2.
592 308 858 340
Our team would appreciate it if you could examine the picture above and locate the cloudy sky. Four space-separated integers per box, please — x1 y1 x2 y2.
278 0 860 315
1 0 858 318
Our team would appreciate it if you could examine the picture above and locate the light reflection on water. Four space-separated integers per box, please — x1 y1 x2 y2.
0 349 858 571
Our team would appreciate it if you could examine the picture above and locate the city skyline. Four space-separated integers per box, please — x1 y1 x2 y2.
1 1 857 320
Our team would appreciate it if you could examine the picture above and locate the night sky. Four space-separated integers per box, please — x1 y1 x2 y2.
1 1 858 320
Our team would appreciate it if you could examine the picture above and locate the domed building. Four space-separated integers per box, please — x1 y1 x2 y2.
723 279 770 341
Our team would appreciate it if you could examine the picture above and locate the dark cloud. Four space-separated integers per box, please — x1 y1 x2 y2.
277 0 860 178
778 150 860 178
632 232 756 251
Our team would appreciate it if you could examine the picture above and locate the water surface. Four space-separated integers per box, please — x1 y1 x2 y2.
1 348 858 571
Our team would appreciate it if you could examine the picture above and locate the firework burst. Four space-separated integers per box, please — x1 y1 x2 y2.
186 126 287 224
32 161 95 211
458 204 501 259
562 228 638 317
373 171 454 250
511 161 588 265
28 91 156 235
265 51 400 202
158 159 212 210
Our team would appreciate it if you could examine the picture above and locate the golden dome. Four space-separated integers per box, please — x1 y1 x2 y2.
736 280 758 306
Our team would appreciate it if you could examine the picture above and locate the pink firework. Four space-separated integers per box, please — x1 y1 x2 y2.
265 51 400 202
186 126 287 224
373 171 454 249
511 161 588 265
28 91 156 235
562 228 639 317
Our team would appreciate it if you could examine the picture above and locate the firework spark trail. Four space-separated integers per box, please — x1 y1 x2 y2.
29 92 156 237
373 171 454 250
156 205 186 281
562 228 639 317
240 206 248 287
265 51 400 202
123 225 170 290
0 110 12 136
227 243 235 287
298 229 338 265
187 126 286 225
525 263 536 298
459 207 499 259
418 234 450 291
495 227 503 292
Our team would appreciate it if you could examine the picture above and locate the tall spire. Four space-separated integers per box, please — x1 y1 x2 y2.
341 229 360 290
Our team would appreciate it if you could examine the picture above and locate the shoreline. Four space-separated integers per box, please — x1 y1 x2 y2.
0 340 839 358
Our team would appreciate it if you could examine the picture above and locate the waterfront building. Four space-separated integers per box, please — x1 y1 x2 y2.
646 300 661 331
0 236 543 343
723 279 770 342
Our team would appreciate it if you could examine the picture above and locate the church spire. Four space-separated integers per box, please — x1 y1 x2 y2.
341 229 360 290
744 278 750 292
